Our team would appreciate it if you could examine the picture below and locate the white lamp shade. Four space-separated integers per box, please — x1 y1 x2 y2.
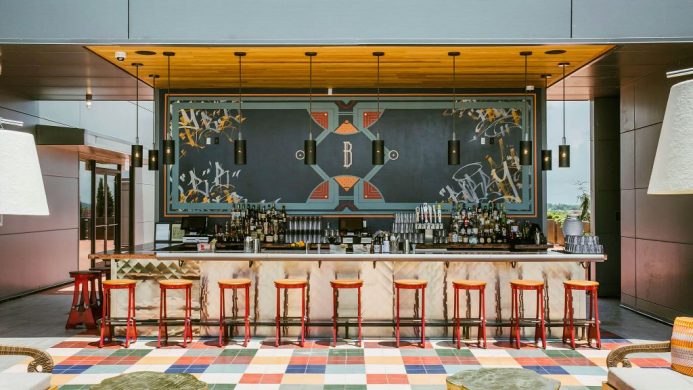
0 130 49 215
648 79 693 195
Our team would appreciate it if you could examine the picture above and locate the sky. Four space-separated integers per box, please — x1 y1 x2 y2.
545 101 591 205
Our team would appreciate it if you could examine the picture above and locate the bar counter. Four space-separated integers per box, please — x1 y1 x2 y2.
91 246 605 338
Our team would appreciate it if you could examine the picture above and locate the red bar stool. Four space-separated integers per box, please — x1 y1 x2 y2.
90 266 110 315
563 280 601 349
65 270 100 329
158 279 194 348
394 279 428 348
510 279 546 349
330 279 363 347
274 279 308 347
218 278 251 347
99 279 137 348
452 280 487 349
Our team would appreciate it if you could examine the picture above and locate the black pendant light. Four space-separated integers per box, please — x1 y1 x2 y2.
234 52 247 165
372 52 385 165
161 51 176 165
448 51 461 165
131 63 143 168
541 150 552 171
304 52 317 165
148 73 160 170
558 62 571 168
540 74 553 171
519 51 533 166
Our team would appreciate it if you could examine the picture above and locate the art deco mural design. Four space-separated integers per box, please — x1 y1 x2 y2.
164 95 536 216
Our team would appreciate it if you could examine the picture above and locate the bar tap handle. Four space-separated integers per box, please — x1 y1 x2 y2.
415 206 420 225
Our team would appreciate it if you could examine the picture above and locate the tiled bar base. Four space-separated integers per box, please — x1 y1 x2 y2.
111 259 588 338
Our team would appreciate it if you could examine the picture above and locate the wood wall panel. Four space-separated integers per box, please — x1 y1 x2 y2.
634 124 661 189
633 71 671 129
620 83 635 132
635 239 693 316
620 130 634 190
635 189 693 245
621 237 636 297
620 189 635 238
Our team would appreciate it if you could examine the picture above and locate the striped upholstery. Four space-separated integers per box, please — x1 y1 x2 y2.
671 317 693 376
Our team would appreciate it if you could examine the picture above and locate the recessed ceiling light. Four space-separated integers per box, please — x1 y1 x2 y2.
545 49 566 55
135 50 156 56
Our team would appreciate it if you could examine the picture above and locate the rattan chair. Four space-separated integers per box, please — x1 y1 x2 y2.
0 345 54 373
606 341 672 368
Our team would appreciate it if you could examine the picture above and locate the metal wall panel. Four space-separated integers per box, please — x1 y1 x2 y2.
0 229 77 298
0 0 128 42
127 0 573 44
0 175 78 235
573 0 693 40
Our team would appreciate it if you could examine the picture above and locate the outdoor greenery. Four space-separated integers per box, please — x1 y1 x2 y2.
547 180 591 225
95 178 115 218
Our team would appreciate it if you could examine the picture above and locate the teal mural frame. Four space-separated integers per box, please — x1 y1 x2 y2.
164 94 536 216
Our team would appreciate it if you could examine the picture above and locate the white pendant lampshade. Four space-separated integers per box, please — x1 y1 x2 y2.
0 130 49 215
648 79 693 194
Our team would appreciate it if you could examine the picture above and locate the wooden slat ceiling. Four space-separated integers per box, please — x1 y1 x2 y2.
88 45 613 90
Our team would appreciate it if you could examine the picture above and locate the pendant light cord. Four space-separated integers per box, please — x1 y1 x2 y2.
562 64 566 144
524 53 528 141
135 64 139 145
167 54 171 142
238 55 243 139
309 54 313 139
376 54 380 139
452 54 456 139
151 75 156 148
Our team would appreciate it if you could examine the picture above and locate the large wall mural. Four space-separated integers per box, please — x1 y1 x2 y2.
163 95 537 216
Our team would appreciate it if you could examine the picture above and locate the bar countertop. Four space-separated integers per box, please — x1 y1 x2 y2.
90 243 606 263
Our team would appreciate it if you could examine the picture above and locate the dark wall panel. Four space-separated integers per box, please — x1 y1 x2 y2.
635 189 693 245
620 84 635 133
620 57 693 321
620 189 635 238
634 124 661 189
620 130 634 190
635 239 693 317
621 237 636 297
633 71 672 130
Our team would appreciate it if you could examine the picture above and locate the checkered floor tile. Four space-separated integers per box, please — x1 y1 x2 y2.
1 333 672 389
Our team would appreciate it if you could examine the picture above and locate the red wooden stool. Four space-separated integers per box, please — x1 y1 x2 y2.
89 266 110 315
510 279 546 349
330 279 363 347
274 279 308 347
158 279 194 348
65 270 101 329
452 280 487 349
218 278 251 347
563 280 601 349
99 279 137 348
394 279 428 348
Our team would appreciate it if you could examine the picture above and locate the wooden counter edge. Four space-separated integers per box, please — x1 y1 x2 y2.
89 253 157 260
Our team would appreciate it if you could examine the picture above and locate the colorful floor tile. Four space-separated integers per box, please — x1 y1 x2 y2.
0 333 668 390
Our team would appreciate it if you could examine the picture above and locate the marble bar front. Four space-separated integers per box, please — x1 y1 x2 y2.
91 249 606 338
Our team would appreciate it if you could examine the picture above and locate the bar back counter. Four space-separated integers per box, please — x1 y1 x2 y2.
91 247 605 338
